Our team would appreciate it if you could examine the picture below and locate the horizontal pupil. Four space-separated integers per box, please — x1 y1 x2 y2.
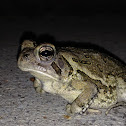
40 50 53 57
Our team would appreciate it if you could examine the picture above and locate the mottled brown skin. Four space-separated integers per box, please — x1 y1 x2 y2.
18 40 126 115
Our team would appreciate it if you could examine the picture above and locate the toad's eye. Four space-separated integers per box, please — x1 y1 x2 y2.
40 50 54 57
39 46 55 61
34 43 56 63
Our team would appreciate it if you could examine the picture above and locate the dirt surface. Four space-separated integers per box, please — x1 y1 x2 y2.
0 16 126 126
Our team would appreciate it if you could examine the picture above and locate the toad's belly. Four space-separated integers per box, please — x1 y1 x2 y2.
43 80 82 102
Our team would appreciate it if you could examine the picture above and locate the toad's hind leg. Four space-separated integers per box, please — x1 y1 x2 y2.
105 101 126 115
66 82 98 115
106 77 126 114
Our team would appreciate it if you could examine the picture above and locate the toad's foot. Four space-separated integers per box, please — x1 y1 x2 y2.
33 78 45 94
105 101 126 115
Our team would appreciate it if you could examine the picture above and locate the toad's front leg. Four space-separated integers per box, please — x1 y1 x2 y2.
66 82 98 115
33 78 45 94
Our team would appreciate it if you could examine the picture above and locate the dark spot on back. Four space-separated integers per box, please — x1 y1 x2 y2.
51 62 61 76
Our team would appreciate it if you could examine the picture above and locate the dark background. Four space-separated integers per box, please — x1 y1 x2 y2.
0 1 126 59
0 1 126 60
0 0 126 15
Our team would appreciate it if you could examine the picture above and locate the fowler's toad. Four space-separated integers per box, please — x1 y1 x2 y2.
18 40 126 115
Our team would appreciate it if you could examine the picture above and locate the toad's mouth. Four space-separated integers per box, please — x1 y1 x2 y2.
18 63 58 81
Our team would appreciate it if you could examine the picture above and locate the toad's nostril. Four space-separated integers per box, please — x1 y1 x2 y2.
23 54 30 58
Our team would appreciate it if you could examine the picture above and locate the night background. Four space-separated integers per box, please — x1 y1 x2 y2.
0 1 126 126
0 1 126 15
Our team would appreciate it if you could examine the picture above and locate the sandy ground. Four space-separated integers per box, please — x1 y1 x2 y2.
0 16 126 126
